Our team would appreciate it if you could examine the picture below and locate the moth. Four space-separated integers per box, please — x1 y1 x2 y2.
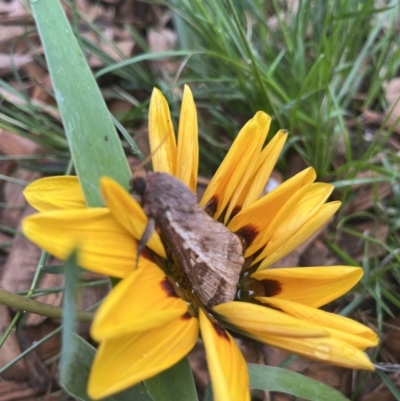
131 172 244 309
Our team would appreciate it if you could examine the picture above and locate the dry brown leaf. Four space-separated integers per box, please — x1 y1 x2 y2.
358 77 400 137
115 0 153 25
0 381 39 401
147 28 178 73
346 170 394 213
108 99 133 118
338 221 389 261
349 181 393 213
0 232 13 253
383 317 400 361
299 239 331 266
0 87 60 119
25 273 64 326
73 0 105 22
0 131 44 156
384 77 400 130
187 341 209 394
0 0 31 20
2 171 40 228
0 26 26 51
23 61 54 104
16 330 53 393
0 305 29 381
76 283 110 334
0 54 32 76
362 388 399 401
287 153 308 177
24 319 61 362
359 109 386 127
1 205 42 293
269 226 328 269
85 30 134 68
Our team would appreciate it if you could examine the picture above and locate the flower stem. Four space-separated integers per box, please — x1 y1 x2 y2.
0 288 94 323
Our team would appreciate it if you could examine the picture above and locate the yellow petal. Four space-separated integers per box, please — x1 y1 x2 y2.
200 112 270 219
100 177 166 258
256 297 378 349
224 113 271 223
88 314 199 399
228 168 316 256
199 309 250 401
236 130 288 211
251 266 363 308
91 261 188 341
257 201 341 269
262 182 334 246
22 209 145 278
175 85 198 192
248 333 374 370
148 88 177 175
214 302 327 338
23 176 86 212
323 327 378 350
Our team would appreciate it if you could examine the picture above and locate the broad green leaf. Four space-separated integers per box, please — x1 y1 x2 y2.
31 0 131 207
206 364 351 401
60 250 80 379
248 364 350 401
145 357 198 401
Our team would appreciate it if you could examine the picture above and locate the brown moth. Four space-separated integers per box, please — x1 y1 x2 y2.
131 172 244 309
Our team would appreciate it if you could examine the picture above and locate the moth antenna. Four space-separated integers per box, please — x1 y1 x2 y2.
134 131 173 174
136 217 156 269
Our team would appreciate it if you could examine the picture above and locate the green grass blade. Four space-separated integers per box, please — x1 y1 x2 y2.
94 50 199 79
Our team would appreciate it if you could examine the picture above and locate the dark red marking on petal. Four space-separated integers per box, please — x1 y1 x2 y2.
212 322 229 340
230 205 242 218
235 224 259 249
160 277 179 298
205 196 218 216
181 311 192 320
137 246 154 262
260 278 282 297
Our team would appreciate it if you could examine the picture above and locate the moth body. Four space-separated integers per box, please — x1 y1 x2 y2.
132 172 244 308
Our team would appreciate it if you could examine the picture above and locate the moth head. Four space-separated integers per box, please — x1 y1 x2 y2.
130 173 147 196
129 170 147 197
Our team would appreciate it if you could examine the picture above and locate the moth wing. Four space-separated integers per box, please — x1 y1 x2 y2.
188 217 244 279
167 213 244 307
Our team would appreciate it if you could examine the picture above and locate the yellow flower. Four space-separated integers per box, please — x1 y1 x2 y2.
22 86 378 401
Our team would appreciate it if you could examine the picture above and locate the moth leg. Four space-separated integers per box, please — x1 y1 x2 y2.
136 217 155 268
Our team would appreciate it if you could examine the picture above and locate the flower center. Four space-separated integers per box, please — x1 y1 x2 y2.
236 268 282 302
155 243 203 312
